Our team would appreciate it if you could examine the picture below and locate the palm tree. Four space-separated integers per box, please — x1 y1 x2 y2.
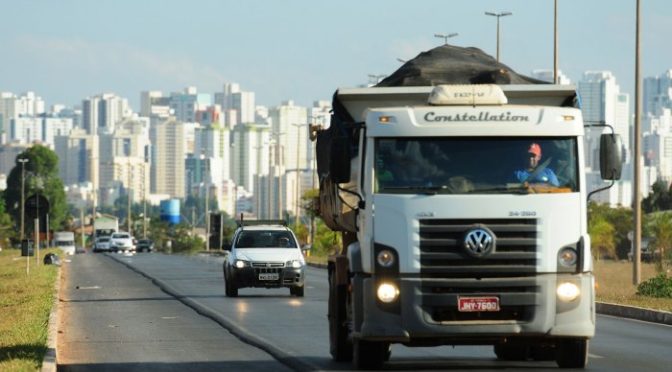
647 212 672 273
589 217 615 261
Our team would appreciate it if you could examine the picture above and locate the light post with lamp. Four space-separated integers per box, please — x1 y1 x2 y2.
484 11 512 62
434 32 458 45
291 123 309 226
200 153 210 251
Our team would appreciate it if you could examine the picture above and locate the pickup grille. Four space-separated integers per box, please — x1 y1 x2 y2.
419 218 538 278
251 262 285 268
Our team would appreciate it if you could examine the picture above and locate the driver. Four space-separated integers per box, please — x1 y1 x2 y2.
514 143 560 186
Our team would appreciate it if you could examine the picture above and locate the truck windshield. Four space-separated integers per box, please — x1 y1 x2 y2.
374 137 579 194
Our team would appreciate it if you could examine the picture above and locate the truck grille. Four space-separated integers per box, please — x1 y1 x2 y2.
419 218 538 278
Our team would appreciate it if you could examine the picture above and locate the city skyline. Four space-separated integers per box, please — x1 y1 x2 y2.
1 0 671 110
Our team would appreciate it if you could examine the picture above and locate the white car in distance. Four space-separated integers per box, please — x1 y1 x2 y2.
110 232 135 253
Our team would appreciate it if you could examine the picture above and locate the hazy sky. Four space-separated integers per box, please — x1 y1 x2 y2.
1 0 670 110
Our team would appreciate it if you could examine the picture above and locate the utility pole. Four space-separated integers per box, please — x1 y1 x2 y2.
127 161 132 235
485 11 513 62
291 123 307 226
633 0 642 285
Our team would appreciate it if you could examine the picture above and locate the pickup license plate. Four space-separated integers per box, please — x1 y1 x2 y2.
258 273 279 281
458 296 500 312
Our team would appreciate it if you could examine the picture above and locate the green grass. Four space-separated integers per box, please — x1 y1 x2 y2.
0 248 59 372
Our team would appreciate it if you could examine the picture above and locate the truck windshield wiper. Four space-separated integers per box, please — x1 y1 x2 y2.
467 185 530 194
381 185 449 195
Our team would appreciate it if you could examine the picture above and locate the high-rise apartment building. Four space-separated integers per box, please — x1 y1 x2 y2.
230 123 270 194
54 128 99 190
578 71 632 206
150 118 186 198
10 116 73 146
140 91 172 118
82 93 131 135
169 87 211 123
0 92 46 143
530 69 572 84
643 70 672 116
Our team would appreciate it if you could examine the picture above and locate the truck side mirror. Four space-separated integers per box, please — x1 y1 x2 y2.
599 133 622 181
330 137 351 183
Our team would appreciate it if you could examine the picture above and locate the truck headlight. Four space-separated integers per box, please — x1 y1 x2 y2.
376 282 399 303
376 249 395 268
558 247 578 268
557 282 580 302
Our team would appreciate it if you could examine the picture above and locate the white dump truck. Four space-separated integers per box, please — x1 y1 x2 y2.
314 49 622 369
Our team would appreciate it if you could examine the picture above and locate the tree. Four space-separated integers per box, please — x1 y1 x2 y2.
0 196 15 249
2 146 68 233
646 212 672 273
588 216 616 261
642 179 672 213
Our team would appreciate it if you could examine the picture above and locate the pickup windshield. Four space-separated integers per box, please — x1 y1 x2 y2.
374 137 578 195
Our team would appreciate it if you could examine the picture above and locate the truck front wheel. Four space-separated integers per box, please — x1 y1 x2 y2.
353 339 388 370
328 270 352 361
555 339 588 368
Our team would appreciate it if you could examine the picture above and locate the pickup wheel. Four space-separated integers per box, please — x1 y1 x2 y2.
556 339 588 368
328 270 352 361
353 339 388 370
290 286 304 297
225 277 238 297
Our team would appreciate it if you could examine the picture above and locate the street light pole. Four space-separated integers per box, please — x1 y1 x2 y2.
433 32 458 45
633 0 642 285
485 11 513 62
18 158 29 242
291 123 307 227
553 0 559 84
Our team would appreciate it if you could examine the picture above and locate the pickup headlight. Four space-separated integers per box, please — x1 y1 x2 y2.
234 260 249 269
287 259 304 269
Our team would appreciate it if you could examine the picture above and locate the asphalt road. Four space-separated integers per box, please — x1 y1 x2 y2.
57 253 291 372
59 252 672 371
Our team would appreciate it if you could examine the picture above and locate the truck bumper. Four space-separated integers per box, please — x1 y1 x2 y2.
354 273 595 345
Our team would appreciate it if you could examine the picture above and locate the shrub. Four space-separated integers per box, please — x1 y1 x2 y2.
636 273 672 298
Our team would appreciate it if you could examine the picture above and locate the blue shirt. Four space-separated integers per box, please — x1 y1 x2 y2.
514 168 560 186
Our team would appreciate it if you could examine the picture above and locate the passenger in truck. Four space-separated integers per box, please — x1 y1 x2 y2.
513 142 560 186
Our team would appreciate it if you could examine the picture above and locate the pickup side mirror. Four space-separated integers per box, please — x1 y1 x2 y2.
599 133 622 181
330 136 351 183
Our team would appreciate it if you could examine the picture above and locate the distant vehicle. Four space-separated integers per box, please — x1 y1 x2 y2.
94 215 119 238
136 239 154 253
53 231 76 256
93 236 111 252
223 220 305 297
110 232 135 253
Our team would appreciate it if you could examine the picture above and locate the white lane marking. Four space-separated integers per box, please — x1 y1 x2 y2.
161 316 178 319
589 353 604 359
76 285 101 290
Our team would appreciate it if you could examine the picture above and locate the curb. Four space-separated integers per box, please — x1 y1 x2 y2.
106 254 320 372
41 264 61 372
596 301 672 325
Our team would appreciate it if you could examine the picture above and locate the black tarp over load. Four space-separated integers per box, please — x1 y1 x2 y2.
315 44 546 231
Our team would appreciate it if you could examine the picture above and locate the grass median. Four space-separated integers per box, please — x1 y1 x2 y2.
0 248 59 372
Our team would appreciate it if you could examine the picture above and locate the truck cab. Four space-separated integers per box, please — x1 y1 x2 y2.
320 84 622 369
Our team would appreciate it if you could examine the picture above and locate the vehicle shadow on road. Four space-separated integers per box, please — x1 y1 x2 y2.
57 360 293 372
301 356 558 371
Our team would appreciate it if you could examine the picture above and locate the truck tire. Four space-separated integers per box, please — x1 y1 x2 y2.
328 271 352 361
225 279 238 297
353 339 388 370
494 343 528 361
556 339 588 368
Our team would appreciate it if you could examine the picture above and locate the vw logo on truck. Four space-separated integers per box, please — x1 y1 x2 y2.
463 227 495 258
